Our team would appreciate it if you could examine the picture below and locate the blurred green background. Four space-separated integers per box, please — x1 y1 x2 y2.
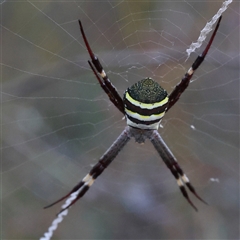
2 1 239 239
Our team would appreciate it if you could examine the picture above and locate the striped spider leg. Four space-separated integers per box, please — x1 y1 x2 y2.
167 16 222 111
149 130 208 211
44 127 131 213
45 17 221 213
78 20 125 114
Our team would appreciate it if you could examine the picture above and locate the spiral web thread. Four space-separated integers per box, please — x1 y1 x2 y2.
185 0 233 61
39 1 233 239
39 190 80 240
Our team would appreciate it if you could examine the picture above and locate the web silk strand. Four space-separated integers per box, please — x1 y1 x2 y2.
185 0 233 60
40 191 79 240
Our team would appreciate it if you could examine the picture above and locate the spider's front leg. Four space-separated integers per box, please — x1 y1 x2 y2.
167 16 222 111
45 127 131 213
149 130 207 211
78 20 125 114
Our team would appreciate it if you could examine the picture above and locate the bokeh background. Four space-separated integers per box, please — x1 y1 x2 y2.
2 1 239 239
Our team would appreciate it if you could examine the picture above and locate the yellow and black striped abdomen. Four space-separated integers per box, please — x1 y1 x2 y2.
123 78 169 130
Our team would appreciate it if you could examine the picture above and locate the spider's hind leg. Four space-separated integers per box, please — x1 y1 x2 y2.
149 130 207 211
173 163 208 205
44 127 131 214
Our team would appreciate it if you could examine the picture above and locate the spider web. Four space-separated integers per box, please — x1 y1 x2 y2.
1 1 239 239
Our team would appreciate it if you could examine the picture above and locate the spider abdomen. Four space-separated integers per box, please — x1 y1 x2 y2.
123 78 169 130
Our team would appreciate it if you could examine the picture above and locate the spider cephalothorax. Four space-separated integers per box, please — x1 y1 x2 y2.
45 17 222 214
123 77 169 130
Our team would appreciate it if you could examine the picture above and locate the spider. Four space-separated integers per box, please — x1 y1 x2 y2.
45 16 222 213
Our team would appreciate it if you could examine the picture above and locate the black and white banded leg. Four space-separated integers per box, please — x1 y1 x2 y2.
167 16 222 112
45 128 131 213
79 20 125 114
149 130 207 211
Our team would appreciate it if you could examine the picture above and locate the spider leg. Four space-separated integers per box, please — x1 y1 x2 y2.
88 60 124 113
167 16 222 112
44 127 131 214
78 20 125 114
149 130 207 211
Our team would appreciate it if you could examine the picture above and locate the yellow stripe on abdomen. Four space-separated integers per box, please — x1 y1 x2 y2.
125 92 168 109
